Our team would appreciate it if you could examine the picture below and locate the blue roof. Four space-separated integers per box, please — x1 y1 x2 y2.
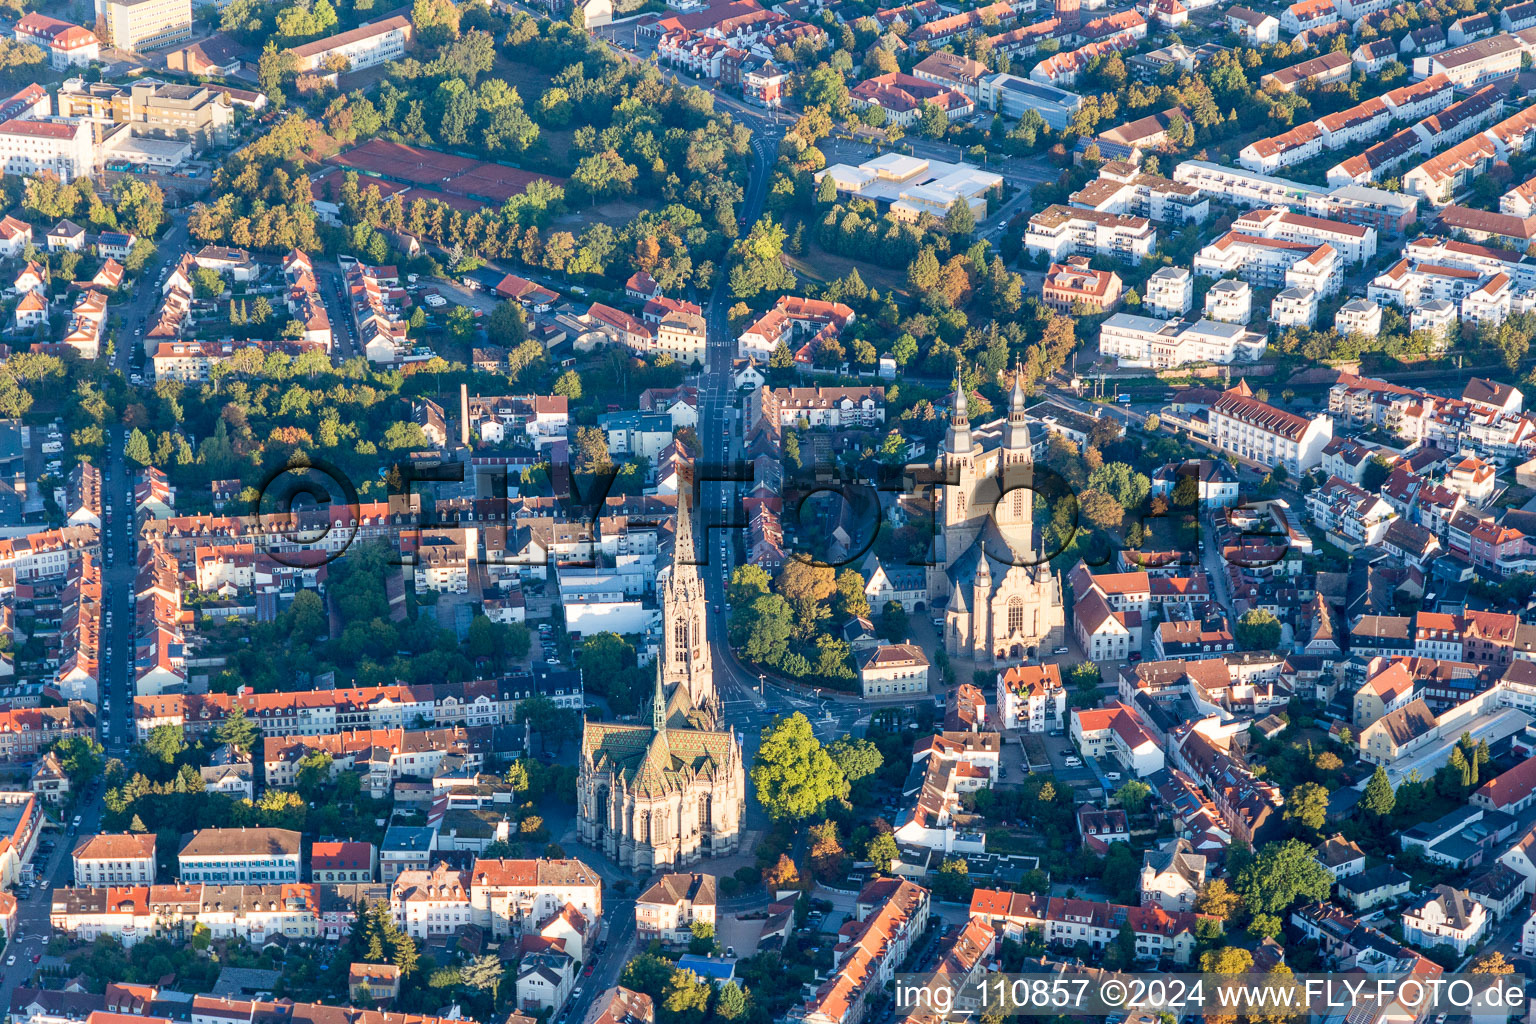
676 955 735 982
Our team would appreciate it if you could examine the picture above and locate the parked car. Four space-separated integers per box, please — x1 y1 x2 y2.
1064 756 1083 768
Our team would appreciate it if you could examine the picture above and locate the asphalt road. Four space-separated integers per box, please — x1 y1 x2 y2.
0 219 194 1009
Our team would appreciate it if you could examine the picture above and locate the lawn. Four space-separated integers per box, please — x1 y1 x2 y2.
783 241 909 296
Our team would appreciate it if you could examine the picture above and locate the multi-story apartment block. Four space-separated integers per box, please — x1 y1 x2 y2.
72 834 157 886
1144 266 1192 317
99 0 194 51
0 118 93 183
288 16 413 72
1270 285 1319 329
178 829 302 884
1209 380 1333 473
1204 279 1253 324
1099 313 1266 368
1025 205 1156 263
1194 232 1342 295
1069 162 1210 223
996 664 1066 732
467 858 603 939
1231 207 1378 264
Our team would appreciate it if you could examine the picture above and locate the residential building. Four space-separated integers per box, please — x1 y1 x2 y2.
857 644 930 698
1401 885 1488 953
1025 205 1157 263
634 873 715 946
72 834 157 885
1098 313 1266 368
996 664 1066 732
0 118 92 183
1140 838 1207 911
99 0 194 51
178 829 302 884
1205 279 1253 325
287 16 412 72
1208 380 1334 473
1041 256 1122 312
1144 266 1192 317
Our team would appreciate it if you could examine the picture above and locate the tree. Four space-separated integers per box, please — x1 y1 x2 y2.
574 425 612 475
459 954 503 1000
125 427 153 466
808 819 845 879
716 982 747 1021
1200 946 1254 974
866 831 899 870
1283 782 1329 834
1471 951 1515 974
687 919 718 955
945 197 976 236
216 702 258 752
1363 765 1396 817
751 713 849 820
487 300 528 347
763 852 801 891
1114 779 1151 813
1235 608 1282 651
931 856 971 901
1196 878 1240 920
917 100 949 139
828 737 883 783
553 369 582 399
1235 839 1333 918
143 723 185 765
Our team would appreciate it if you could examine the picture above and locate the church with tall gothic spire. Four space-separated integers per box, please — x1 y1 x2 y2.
575 493 745 870
928 366 1066 665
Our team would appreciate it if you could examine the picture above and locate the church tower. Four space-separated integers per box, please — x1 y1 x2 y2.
660 490 716 717
998 362 1034 553
942 371 978 536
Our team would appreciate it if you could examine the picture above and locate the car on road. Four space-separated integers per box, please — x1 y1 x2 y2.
71 815 81 828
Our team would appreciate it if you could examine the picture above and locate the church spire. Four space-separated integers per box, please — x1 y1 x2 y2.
653 660 667 734
674 487 695 570
1004 360 1032 453
946 368 971 456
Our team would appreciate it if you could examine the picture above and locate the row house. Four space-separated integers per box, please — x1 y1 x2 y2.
789 879 930 1024
1231 206 1377 265
263 726 494 792
1172 723 1285 846
969 888 1213 965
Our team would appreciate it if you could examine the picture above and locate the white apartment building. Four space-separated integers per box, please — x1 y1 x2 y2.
1194 232 1342 295
0 118 93 183
1210 381 1334 473
1307 476 1398 548
1335 298 1382 336
72 834 157 885
1410 298 1459 337
1173 160 1326 210
1239 122 1323 174
1025 204 1156 263
1232 206 1378 264
1099 313 1266 368
1461 272 1513 327
288 16 413 72
1412 33 1524 86
1271 285 1319 329
1204 279 1253 324
996 664 1066 732
99 0 193 51
178 828 302 884
1368 259 1483 309
1068 166 1210 224
1145 266 1192 317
